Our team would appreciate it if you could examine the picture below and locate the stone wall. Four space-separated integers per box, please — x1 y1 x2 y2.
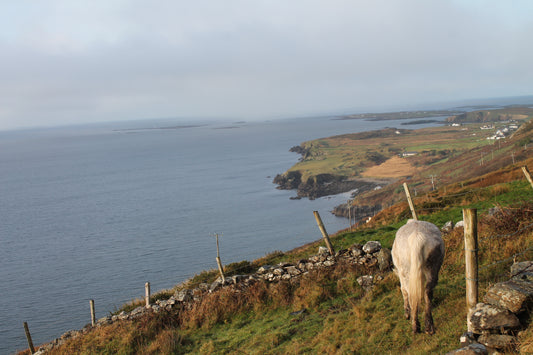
447 261 533 354
33 241 392 354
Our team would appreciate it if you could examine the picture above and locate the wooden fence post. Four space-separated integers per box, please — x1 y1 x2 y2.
348 203 352 231
90 299 96 326
313 211 335 256
463 208 478 332
145 282 151 308
214 233 225 283
23 322 35 354
403 183 418 220
522 166 533 190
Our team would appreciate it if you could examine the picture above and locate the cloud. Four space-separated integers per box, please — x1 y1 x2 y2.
0 0 532 129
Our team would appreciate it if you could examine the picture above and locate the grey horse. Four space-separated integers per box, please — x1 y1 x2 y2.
392 220 445 334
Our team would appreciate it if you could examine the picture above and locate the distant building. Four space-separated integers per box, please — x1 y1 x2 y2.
401 151 418 157
480 124 494 130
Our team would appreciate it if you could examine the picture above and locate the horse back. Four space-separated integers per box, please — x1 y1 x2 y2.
392 220 444 269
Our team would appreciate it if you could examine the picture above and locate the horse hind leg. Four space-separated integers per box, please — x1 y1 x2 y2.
424 248 443 335
423 268 439 334
399 274 411 319
424 286 435 335
401 283 410 320
410 300 420 333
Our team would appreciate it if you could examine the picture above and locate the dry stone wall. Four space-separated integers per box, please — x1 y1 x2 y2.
33 241 391 354
447 261 533 354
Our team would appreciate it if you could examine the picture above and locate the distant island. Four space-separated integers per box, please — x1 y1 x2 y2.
333 110 462 121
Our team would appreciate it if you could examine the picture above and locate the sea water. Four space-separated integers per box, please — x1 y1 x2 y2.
0 116 438 353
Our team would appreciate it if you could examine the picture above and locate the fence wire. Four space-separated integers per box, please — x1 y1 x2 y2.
479 245 533 273
480 221 533 242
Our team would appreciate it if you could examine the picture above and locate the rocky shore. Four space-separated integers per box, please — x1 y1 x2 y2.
331 203 382 222
273 171 379 200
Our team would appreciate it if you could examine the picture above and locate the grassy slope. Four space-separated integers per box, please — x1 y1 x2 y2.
30 115 533 355
446 107 533 123
43 184 533 354
285 109 531 184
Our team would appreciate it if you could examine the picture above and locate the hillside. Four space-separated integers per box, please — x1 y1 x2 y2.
446 107 533 124
338 112 533 222
20 115 533 354
28 167 533 354
274 107 533 200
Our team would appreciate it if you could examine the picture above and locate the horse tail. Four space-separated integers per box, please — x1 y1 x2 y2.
408 233 425 320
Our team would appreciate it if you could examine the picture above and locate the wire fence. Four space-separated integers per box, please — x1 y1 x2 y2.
479 245 533 274
22 166 533 352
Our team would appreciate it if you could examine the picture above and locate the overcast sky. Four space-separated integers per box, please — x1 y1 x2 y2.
0 1 532 130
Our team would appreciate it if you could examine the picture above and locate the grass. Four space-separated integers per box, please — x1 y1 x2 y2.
284 123 509 183
26 114 533 355
43 192 533 354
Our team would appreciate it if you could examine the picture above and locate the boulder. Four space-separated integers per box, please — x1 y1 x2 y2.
174 289 193 303
335 249 350 257
96 315 113 326
273 268 285 276
469 303 521 333
231 275 247 284
365 256 378 268
487 207 503 216
323 260 335 267
445 343 488 355
309 254 328 263
318 246 329 255
351 248 364 258
257 265 273 274
460 331 476 347
285 266 301 276
376 248 392 271
477 334 516 351
442 221 454 231
455 220 465 229
117 311 129 320
209 281 223 293
483 279 533 313
198 283 210 292
511 261 533 282
350 243 364 257
357 275 374 290
130 306 147 318
362 241 381 254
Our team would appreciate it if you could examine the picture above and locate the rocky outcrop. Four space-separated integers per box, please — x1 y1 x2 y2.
289 145 310 160
34 241 392 354
332 203 382 221
273 172 378 200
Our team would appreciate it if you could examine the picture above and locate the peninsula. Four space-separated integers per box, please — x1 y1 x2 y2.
274 107 533 220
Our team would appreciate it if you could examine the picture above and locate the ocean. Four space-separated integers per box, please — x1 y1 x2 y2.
0 115 438 353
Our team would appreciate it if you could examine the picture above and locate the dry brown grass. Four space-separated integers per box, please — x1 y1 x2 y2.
362 156 419 178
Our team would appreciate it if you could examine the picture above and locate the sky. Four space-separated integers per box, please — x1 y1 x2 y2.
0 0 532 130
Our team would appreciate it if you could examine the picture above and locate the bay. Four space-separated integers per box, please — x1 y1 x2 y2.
0 116 437 353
